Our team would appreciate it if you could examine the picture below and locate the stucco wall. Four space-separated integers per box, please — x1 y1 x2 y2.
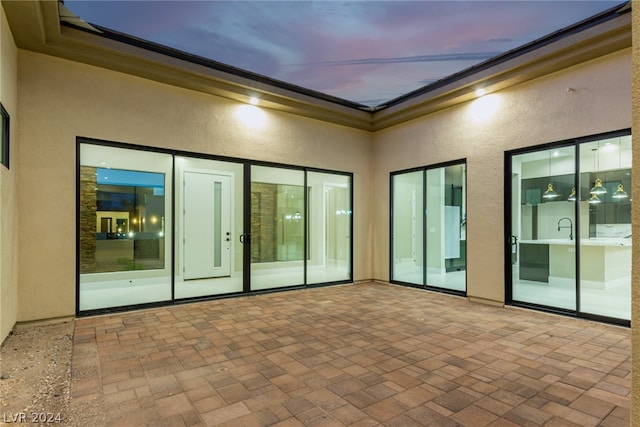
0 4 18 343
372 49 631 304
16 50 373 322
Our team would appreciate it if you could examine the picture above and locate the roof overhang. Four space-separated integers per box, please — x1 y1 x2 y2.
1 1 631 132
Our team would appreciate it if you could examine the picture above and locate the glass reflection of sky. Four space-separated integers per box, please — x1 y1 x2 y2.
97 168 164 195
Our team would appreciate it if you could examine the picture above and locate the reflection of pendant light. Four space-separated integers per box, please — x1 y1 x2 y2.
543 183 559 199
613 183 628 199
567 187 577 202
590 178 607 195
589 145 607 195
612 139 628 200
542 151 559 200
588 193 601 204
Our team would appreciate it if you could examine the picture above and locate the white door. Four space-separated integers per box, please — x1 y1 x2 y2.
183 172 231 280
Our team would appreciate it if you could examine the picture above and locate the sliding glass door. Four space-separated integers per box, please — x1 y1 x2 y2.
174 156 244 299
391 162 466 294
508 131 631 323
78 141 353 314
79 143 173 310
249 165 306 290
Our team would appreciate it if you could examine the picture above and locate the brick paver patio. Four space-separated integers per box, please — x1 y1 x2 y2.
70 282 630 426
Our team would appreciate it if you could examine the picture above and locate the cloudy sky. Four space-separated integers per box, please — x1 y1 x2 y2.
64 1 623 106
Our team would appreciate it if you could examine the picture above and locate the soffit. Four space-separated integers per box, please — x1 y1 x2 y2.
2 1 631 132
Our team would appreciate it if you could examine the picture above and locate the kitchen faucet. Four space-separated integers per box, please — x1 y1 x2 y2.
557 217 573 240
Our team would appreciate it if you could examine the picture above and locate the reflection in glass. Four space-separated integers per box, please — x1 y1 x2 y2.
391 163 466 292
426 165 466 291
391 171 423 285
578 136 631 320
79 144 172 311
509 135 632 321
80 167 165 273
250 166 305 290
307 172 352 284
511 147 576 310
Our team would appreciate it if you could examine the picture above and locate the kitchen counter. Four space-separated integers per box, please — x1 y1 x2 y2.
518 238 631 287
520 238 631 246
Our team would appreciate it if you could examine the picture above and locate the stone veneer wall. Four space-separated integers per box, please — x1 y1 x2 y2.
251 183 277 263
79 166 97 273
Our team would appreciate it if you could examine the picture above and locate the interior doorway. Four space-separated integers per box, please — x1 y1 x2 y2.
182 171 231 280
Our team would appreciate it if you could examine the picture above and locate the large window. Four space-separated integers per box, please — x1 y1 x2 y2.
391 161 467 294
78 141 353 314
79 144 173 311
508 132 631 323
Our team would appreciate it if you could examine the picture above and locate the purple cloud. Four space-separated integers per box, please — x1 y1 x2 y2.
65 0 622 106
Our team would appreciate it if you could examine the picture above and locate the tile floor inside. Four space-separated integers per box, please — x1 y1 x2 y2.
70 282 630 426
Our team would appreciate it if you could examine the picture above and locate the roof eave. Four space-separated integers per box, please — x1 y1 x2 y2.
3 0 375 131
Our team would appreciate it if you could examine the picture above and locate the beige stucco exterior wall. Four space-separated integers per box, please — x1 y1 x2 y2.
372 49 631 304
16 50 373 322
0 4 18 343
630 4 639 426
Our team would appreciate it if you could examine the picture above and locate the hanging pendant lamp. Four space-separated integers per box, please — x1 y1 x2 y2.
543 183 559 199
567 187 577 202
590 177 607 195
588 193 601 204
612 183 628 199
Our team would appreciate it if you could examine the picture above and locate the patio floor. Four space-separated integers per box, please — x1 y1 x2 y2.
70 282 630 426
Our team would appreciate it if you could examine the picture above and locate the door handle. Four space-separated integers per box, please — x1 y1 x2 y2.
239 233 250 244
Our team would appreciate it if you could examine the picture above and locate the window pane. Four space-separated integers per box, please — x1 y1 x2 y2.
391 171 424 285
174 157 243 299
425 164 466 292
79 144 172 311
511 147 576 310
251 165 305 290
307 172 352 284
578 136 631 320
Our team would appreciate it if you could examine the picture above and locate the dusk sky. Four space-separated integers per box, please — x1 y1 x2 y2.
64 1 624 106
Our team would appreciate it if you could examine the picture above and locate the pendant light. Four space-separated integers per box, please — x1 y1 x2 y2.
588 193 601 204
567 187 577 202
612 139 628 200
542 151 559 200
612 184 628 199
589 144 607 195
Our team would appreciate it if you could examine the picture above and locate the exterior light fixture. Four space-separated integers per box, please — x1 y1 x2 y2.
567 187 577 202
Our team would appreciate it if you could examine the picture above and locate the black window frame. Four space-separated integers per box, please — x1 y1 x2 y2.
0 103 9 169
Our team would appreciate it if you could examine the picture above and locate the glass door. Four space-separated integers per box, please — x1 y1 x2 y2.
79 143 173 311
249 165 305 290
174 157 244 299
578 136 631 320
306 171 352 284
391 170 424 285
508 132 631 323
510 146 577 311
391 162 466 293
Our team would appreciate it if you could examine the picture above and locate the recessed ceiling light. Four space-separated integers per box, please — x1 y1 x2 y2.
475 88 486 97
249 96 259 105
